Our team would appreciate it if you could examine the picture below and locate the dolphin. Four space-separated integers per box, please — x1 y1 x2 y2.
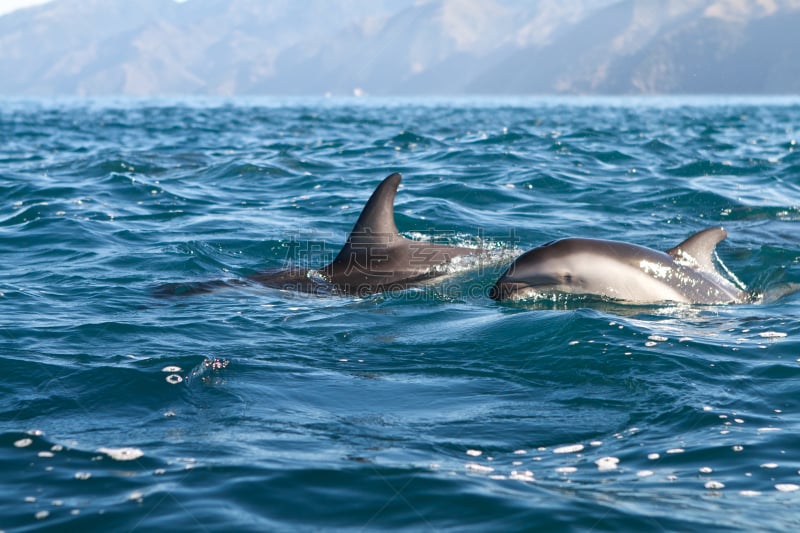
158 173 477 297
489 227 748 304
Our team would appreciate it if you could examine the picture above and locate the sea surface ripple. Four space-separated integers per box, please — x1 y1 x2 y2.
1 97 800 532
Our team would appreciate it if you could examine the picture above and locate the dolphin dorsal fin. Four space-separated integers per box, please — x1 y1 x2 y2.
345 172 402 239
666 227 727 273
320 172 475 292
326 173 406 271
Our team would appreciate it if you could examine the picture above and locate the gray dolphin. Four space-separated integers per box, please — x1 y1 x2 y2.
489 227 748 304
159 173 476 297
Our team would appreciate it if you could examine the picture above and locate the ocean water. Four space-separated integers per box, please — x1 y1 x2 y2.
1 96 799 532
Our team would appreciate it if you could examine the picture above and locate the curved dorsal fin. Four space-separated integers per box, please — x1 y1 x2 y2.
325 173 406 272
666 226 727 273
319 172 475 293
345 172 402 239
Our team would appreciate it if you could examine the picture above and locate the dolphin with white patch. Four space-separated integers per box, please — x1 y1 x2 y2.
489 227 749 304
158 173 477 297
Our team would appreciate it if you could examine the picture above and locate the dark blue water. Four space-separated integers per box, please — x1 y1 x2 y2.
2 97 799 532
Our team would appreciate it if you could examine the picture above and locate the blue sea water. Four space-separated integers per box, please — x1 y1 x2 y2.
1 96 799 532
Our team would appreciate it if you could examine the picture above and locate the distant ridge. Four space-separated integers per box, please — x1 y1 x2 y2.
1 0 799 96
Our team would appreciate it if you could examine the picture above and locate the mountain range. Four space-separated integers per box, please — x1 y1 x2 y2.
1 0 799 96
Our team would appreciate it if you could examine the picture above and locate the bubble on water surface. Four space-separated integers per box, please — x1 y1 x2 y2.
509 470 535 482
775 484 799 492
98 447 144 461
553 444 584 454
465 462 493 473
595 457 619 471
161 365 182 373
14 438 33 448
203 357 230 370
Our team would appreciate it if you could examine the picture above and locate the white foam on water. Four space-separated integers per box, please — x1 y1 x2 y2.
759 331 787 338
739 490 761 497
553 444 584 454
509 470 535 482
465 462 494 474
595 457 619 472
98 447 144 461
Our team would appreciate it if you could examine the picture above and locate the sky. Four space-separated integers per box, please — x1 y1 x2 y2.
0 0 52 17
0 0 194 16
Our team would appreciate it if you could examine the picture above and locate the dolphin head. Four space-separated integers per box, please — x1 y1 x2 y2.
489 240 586 301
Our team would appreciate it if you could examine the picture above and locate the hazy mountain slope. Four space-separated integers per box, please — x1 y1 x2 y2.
0 0 798 96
